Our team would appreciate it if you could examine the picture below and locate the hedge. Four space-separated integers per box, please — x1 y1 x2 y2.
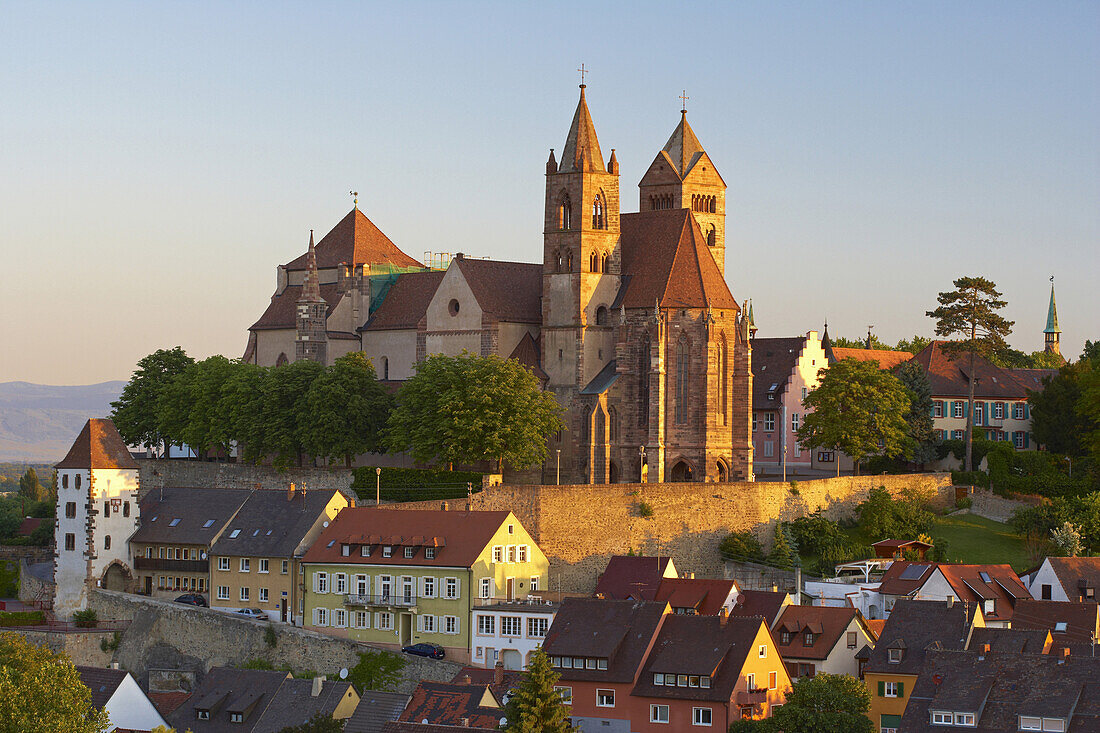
351 466 486 504
952 470 989 488
0 610 45 627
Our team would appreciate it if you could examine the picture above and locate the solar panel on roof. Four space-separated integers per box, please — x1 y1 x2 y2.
979 571 991 583
899 564 929 580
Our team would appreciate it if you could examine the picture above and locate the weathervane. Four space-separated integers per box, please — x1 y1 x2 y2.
680 90 689 112
349 190 359 209
578 63 588 86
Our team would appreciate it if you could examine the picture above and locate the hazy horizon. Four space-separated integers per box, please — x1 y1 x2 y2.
3 1 1097 384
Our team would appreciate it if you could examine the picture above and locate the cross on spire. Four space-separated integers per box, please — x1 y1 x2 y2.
679 89 689 112
577 63 588 86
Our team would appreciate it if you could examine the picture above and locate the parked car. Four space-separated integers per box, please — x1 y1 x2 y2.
174 593 208 607
402 643 445 659
236 608 267 619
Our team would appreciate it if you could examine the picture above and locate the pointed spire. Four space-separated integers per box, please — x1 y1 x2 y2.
608 148 618 175
559 85 605 173
300 230 324 303
1045 280 1060 334
662 108 706 178
747 299 757 338
546 148 557 175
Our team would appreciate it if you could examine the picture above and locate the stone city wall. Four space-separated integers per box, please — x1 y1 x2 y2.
136 460 352 499
390 473 954 592
18 559 54 605
0 545 54 566
967 487 1038 524
13 628 115 667
88 589 459 694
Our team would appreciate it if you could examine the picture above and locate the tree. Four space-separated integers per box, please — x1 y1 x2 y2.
718 530 765 562
261 359 324 468
219 362 270 463
277 713 345 733
1051 521 1083 558
18 468 47 503
766 523 794 570
856 487 934 542
829 334 888 350
766 673 874 733
501 647 576 732
156 356 237 459
1079 367 1100 465
302 354 393 467
388 353 564 471
895 360 937 465
895 335 931 354
0 631 111 733
796 359 914 475
927 276 1014 471
347 649 405 692
111 347 194 453
1029 360 1091 457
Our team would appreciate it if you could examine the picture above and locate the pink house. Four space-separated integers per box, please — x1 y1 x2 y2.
750 331 827 475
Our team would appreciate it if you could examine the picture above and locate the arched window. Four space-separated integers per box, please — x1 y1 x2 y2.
595 306 608 326
707 226 716 247
638 334 650 427
592 196 605 229
675 335 690 425
559 195 572 230
565 250 573 272
601 252 610 273
719 333 728 426
608 405 619 443
381 356 389 380
589 251 599 273
276 352 288 367
710 196 717 213
555 251 564 273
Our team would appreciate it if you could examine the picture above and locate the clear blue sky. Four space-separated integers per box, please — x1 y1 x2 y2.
2 1 1097 384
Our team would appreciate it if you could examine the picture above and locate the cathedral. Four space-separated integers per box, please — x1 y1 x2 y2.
245 84 753 484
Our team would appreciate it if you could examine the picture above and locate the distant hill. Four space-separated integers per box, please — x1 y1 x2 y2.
0 381 126 462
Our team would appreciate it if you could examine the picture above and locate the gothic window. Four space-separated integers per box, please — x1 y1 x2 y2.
707 226 716 247
601 252 610 272
719 334 728 426
276 352 289 367
555 251 564 273
710 196 716 213
566 250 573 272
589 251 599 273
675 335 690 425
608 406 619 443
595 306 609 326
638 334 650 427
559 195 572 230
381 356 389 380
592 196 605 229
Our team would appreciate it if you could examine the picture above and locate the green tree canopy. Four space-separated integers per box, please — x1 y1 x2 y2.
111 347 194 452
501 647 576 732
277 713 345 733
857 487 934 542
302 353 393 467
927 276 1014 470
796 358 914 474
18 468 48 503
0 631 111 733
1029 360 1092 457
261 359 324 468
156 356 237 459
218 362 270 463
763 673 874 733
767 523 795 570
1079 366 1100 465
895 360 938 465
895 335 932 354
388 353 563 471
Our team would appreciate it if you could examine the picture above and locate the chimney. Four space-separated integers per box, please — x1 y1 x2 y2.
455 252 465 260
494 660 504 686
461 718 470 727
460 674 471 685
982 643 991 654
794 566 802 604
1062 647 1071 658
311 676 326 697
719 607 729 628
441 501 449 511
947 596 954 608
771 583 778 593
287 483 296 501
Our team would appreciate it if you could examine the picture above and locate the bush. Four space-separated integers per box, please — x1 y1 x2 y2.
71 609 98 628
637 502 654 518
348 649 406 692
264 625 277 648
856 487 933 541
0 610 45 627
954 496 973 510
99 631 121 652
351 466 485 504
719 531 765 562
952 470 989 488
240 658 274 670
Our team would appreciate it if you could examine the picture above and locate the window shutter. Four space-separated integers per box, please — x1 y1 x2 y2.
1024 432 1030 449
929 403 936 418
877 681 885 697
963 402 969 418
896 681 904 697
455 578 461 598
1024 404 1031 419
453 616 460 634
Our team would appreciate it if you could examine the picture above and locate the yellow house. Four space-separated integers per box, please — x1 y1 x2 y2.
864 598 983 732
302 508 549 663
209 486 350 624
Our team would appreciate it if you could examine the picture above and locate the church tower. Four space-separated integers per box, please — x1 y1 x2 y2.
295 230 328 364
638 108 727 276
1044 280 1061 358
542 84 621 391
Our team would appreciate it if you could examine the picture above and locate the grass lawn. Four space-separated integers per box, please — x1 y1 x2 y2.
931 513 1033 571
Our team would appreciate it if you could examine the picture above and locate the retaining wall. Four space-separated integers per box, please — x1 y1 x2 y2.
389 473 954 592
88 589 459 694
136 460 352 499
967 488 1038 524
11 628 115 667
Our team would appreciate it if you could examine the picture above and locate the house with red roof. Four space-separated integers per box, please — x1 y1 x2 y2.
1028 556 1100 603
542 597 791 730
78 665 168 733
876 561 1030 627
772 605 878 680
594 555 678 600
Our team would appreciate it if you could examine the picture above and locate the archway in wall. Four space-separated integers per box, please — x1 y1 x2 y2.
609 461 620 484
502 649 523 670
275 352 289 367
670 460 693 482
716 461 728 483
592 408 606 484
101 562 132 592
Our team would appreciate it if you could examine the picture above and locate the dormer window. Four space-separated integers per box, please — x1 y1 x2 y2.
781 631 792 644
383 546 392 558
1020 716 1066 732
341 544 350 556
888 648 903 663
803 631 815 646
361 545 371 557
197 709 210 720
425 547 436 559
984 599 995 615
230 712 243 723
404 547 415 558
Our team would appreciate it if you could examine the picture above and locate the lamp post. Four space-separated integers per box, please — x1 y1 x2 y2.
639 445 647 483
375 467 381 506
556 449 561 486
782 444 788 482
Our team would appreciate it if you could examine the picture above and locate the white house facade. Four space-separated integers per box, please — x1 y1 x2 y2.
471 598 558 670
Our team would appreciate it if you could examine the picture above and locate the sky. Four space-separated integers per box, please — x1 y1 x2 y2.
1 1 1097 385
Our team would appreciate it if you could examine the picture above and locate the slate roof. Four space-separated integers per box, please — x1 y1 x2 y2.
506 332 547 381
542 598 669 684
728 590 790 627
865 599 977 676
829 347 914 370
77 666 128 709
56 418 139 470
249 282 342 331
383 724 499 733
593 556 675 600
301 508 512 568
284 208 422 271
660 111 708 179
579 359 618 395
251 677 356 732
343 691 410 733
1044 557 1100 601
967 626 1051 654
632 615 767 702
774 605 859 661
750 337 805 408
361 271 445 331
452 257 542 323
900 649 1100 732
653 578 738 615
909 340 1031 399
619 209 739 310
397 682 503 729
557 85 604 174
210 488 344 558
1011 599 1100 645
131 488 251 545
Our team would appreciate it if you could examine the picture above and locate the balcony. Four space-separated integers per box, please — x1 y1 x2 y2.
736 689 768 705
343 594 417 610
134 557 209 573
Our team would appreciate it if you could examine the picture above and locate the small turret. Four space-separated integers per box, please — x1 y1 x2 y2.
608 149 619 175
546 149 557 175
747 300 757 339
1044 279 1062 358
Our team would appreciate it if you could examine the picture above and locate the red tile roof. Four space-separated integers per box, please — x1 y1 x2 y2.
397 682 503 729
751 336 806 408
249 282 342 331
829 347 913 370
453 258 542 323
543 598 670 684
619 209 739 310
1044 557 1100 601
908 340 1030 399
1011 599 1100 645
935 564 1029 622
284 208 422 271
16 517 44 537
729 589 790 626
774 605 858 661
301 508 513 568
56 419 138 470
878 560 937 596
653 578 738 616
148 691 193 717
505 332 547 380
594 556 675 600
361 271 445 331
